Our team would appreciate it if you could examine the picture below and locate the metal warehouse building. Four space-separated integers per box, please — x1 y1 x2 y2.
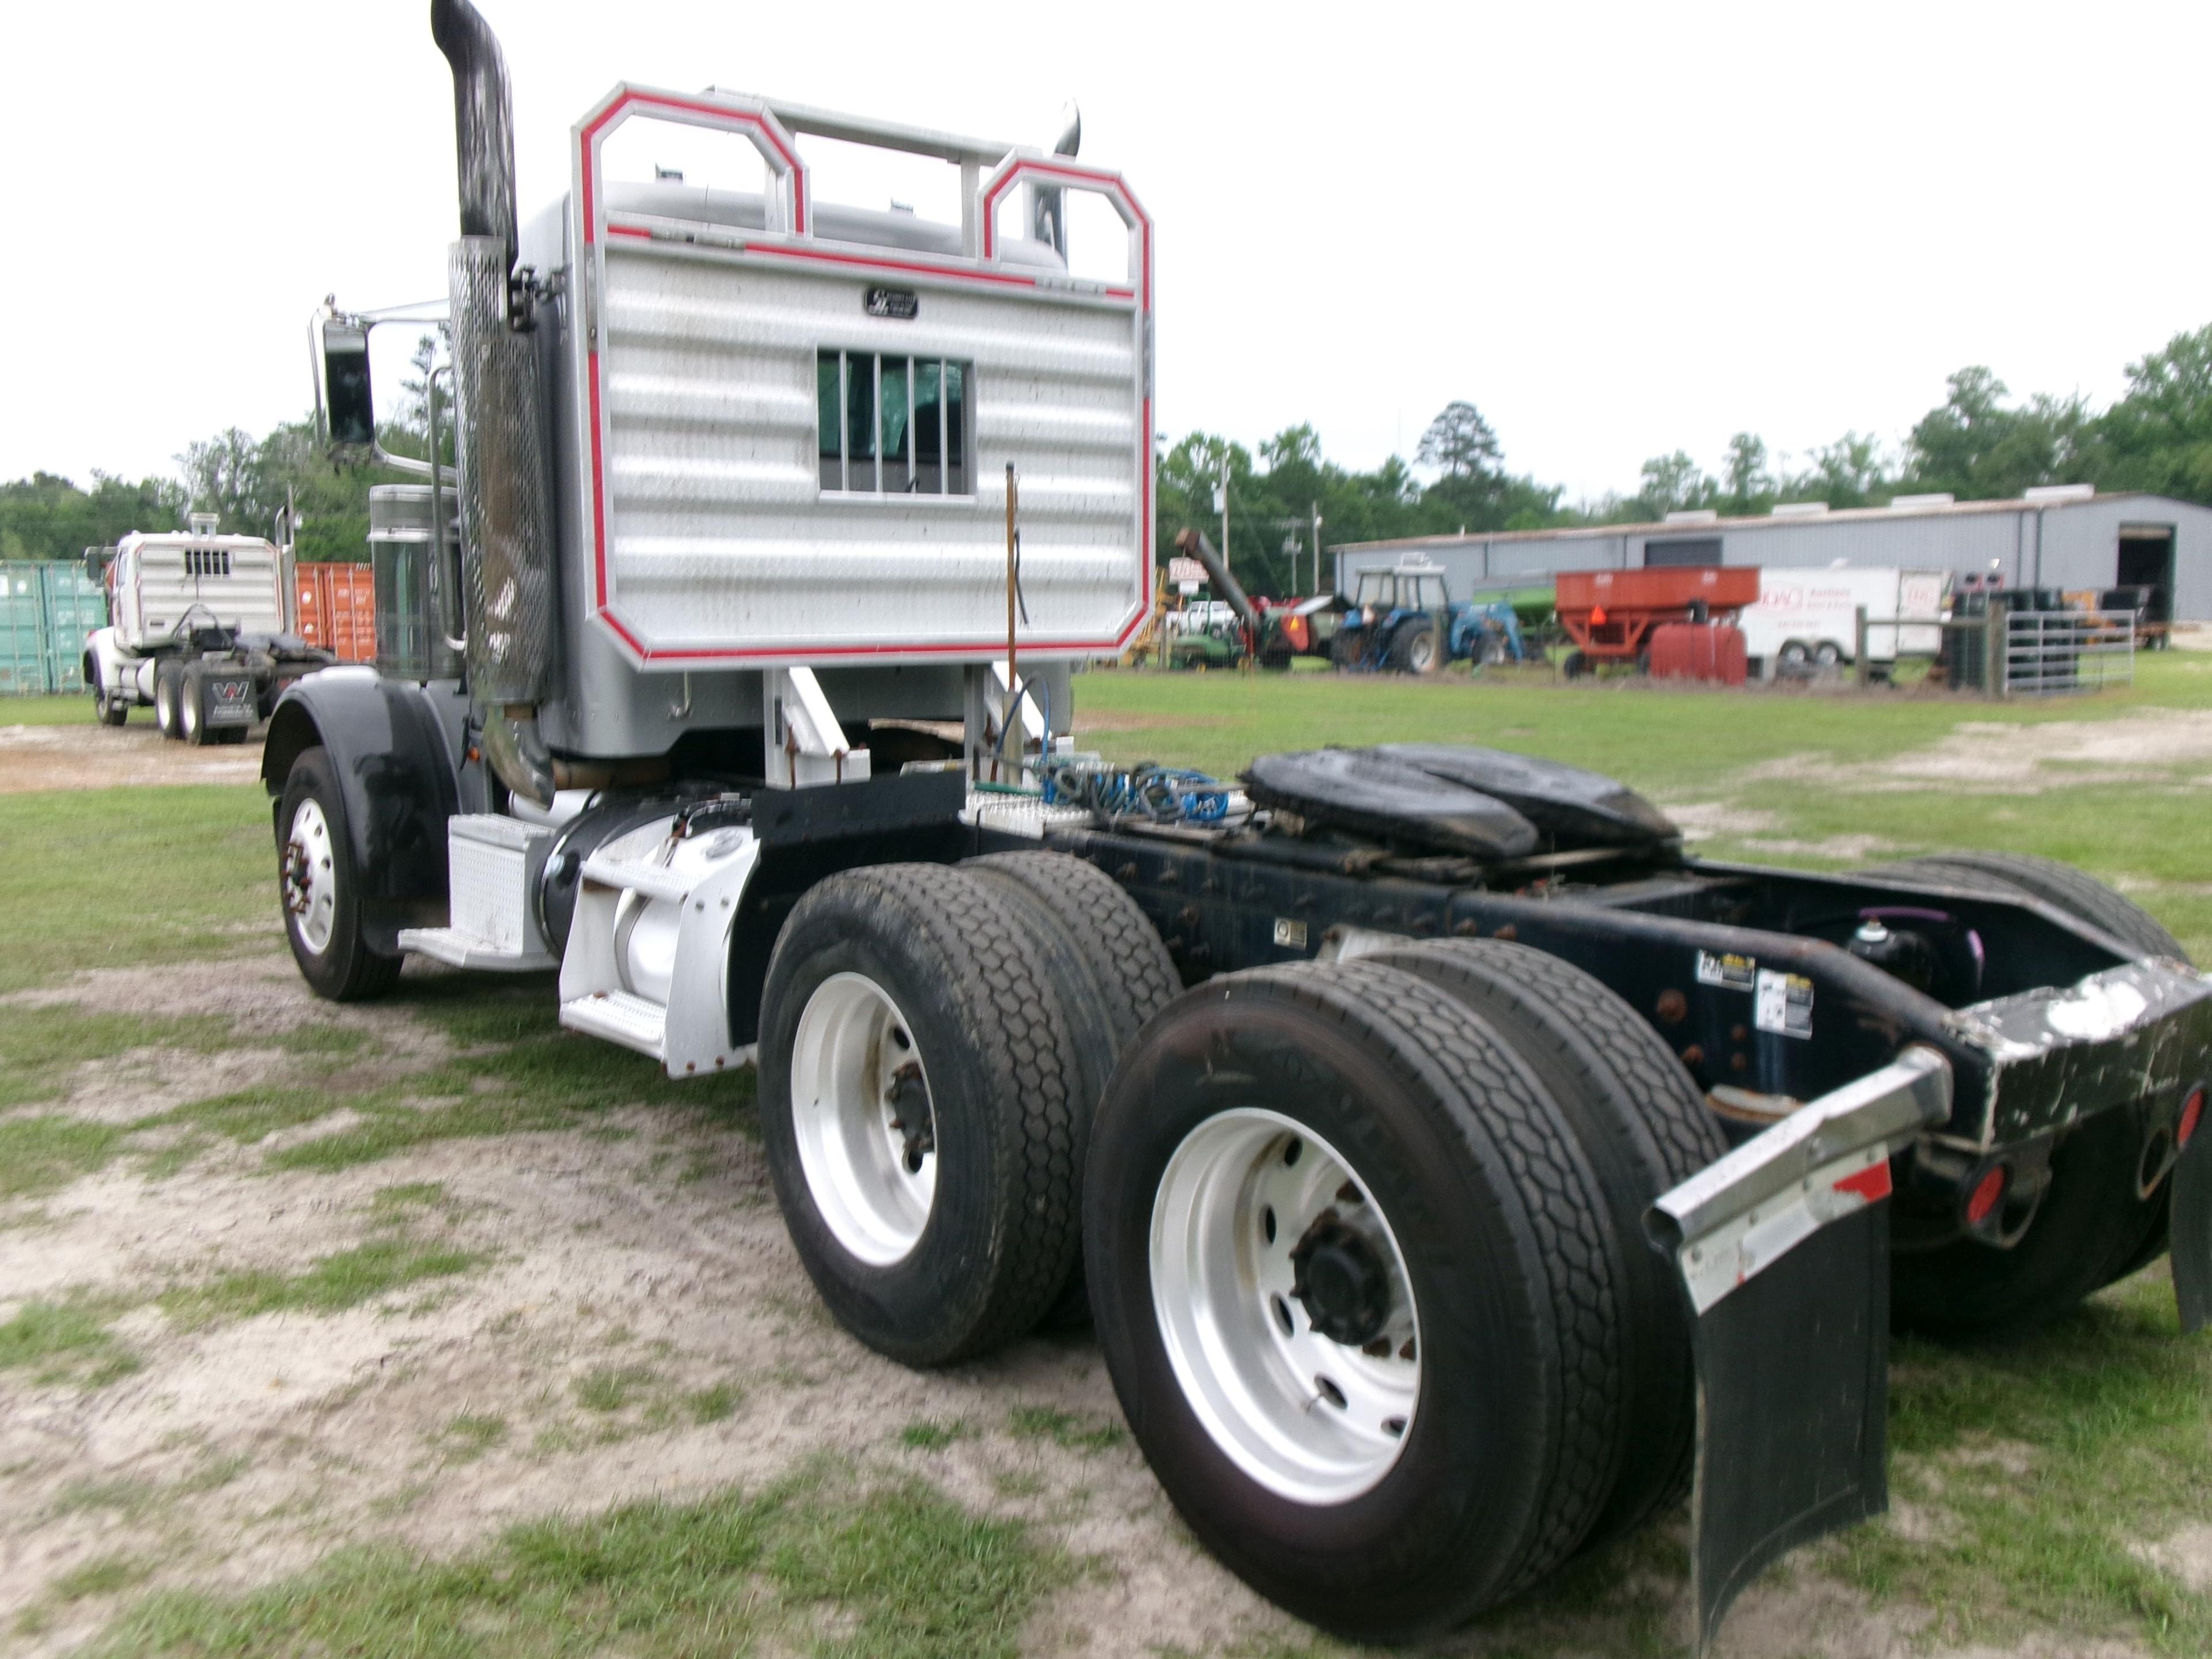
1333 488 2212 624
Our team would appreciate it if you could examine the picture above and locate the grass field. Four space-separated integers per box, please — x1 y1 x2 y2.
3 661 2211 1656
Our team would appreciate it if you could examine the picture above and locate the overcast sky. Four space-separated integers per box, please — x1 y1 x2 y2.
5 1 2208 504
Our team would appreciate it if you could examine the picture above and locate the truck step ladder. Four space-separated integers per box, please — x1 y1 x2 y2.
398 813 559 971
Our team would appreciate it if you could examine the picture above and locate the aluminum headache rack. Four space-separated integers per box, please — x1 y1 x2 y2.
2005 608 2138 695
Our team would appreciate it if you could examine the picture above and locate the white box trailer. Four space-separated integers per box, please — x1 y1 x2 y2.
257 5 2212 1649
1739 565 1949 674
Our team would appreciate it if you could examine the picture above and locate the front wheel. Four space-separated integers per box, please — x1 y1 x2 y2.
94 680 128 726
278 747 402 1001
1560 649 1588 681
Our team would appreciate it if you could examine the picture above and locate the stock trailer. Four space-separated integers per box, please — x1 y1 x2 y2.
264 5 2211 1647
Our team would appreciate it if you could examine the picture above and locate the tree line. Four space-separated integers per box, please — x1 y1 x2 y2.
10 323 2212 597
1162 321 2212 596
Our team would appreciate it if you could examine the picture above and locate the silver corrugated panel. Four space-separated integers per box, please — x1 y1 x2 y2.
450 235 556 702
591 247 1143 656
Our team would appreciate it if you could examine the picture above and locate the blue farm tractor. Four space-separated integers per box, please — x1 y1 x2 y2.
1330 559 1528 673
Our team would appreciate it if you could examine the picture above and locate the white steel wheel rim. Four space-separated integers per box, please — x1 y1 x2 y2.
155 677 173 727
1409 632 1437 671
181 686 200 738
790 972 937 1267
283 797 338 956
1151 1108 1422 1505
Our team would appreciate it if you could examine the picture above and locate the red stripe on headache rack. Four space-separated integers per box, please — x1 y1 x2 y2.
1831 1162 1892 1203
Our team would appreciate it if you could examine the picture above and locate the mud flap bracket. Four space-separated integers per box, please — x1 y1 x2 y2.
2174 1119 2212 1334
1647 1045 1952 1655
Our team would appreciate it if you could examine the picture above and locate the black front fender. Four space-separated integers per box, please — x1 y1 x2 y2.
262 669 468 951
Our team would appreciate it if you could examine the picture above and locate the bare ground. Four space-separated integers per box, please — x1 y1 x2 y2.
0 721 263 794
1738 707 2212 794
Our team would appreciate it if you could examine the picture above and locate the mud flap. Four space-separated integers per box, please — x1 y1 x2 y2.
2175 1120 2212 1334
1647 1047 1952 1655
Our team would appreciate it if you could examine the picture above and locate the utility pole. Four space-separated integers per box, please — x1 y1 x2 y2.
1213 456 1230 590
1310 501 1324 594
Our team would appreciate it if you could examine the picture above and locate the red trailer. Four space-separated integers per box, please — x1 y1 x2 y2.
1554 565 1759 678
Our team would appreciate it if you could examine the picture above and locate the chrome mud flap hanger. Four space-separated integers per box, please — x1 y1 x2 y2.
1646 1046 1952 1656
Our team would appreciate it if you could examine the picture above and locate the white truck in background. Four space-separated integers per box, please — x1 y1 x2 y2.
83 518 334 741
1739 565 1949 677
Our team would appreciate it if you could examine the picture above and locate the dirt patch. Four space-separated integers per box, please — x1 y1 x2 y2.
1071 710 1225 735
2132 1522 2212 1594
1741 709 2212 796
0 721 264 794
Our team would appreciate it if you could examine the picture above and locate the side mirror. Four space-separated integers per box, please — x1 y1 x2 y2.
313 311 375 450
84 546 108 585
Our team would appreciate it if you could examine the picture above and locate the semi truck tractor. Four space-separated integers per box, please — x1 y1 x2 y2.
85 520 335 740
265 6 2212 1649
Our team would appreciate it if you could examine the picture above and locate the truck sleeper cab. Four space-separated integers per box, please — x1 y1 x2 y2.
262 6 2212 1653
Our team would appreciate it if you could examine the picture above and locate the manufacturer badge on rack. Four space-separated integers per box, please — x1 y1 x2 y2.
863 287 920 319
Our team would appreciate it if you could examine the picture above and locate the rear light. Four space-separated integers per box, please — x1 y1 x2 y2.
1964 1164 2009 1228
2181 1085 2205 1151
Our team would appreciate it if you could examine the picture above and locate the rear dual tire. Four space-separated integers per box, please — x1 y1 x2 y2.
1085 948 1714 1641
757 855 1176 1363
1861 851 2191 1335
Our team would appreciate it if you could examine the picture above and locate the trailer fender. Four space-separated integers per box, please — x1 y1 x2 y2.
1646 1047 1952 1655
261 669 465 952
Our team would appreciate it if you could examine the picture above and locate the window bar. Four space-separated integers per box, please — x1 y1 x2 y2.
838 351 850 493
872 353 884 494
937 358 949 497
906 358 916 495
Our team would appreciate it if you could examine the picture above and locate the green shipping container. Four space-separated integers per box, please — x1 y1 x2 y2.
0 562 109 695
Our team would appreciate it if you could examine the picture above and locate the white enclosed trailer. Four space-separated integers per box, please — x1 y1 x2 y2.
259 6 2212 1650
1738 565 1949 675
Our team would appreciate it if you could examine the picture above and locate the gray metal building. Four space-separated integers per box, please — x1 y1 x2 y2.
1333 488 2212 623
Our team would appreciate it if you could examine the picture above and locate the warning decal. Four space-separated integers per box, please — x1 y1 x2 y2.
1696 950 1757 991
1754 968 1814 1039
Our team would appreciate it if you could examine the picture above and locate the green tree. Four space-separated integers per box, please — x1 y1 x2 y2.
0 472 186 561
1635 450 1716 517
1721 432 1772 513
2088 323 2212 502
1899 367 2090 499
1781 431 1891 509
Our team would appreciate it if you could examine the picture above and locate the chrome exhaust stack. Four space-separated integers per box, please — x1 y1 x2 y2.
434 0 559 806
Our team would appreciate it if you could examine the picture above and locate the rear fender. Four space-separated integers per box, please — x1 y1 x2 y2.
261 669 468 951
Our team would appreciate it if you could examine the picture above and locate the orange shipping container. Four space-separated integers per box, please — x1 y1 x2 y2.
295 562 377 662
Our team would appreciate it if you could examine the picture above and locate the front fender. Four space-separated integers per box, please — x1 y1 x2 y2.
262 669 468 951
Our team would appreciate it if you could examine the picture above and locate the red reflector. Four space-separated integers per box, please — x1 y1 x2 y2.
1832 1162 1892 1203
2181 1087 2205 1150
1965 1165 2008 1228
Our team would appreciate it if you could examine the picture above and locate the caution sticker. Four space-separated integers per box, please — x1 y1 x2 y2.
1696 950 1757 991
1754 969 1814 1039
